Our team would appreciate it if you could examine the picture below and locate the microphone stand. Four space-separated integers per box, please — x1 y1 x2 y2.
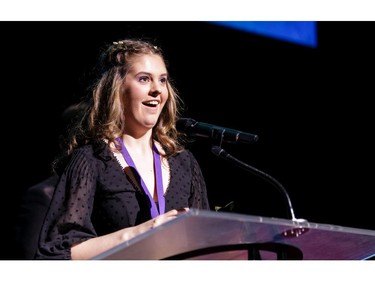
211 145 306 223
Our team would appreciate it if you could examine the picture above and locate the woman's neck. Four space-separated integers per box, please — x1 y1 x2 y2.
121 132 153 156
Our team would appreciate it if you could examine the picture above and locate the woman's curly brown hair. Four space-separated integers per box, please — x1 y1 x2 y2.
53 38 186 174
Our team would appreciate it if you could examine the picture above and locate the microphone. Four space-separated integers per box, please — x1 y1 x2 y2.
211 145 307 223
177 118 259 144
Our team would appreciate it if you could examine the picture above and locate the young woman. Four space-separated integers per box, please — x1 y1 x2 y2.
35 38 210 260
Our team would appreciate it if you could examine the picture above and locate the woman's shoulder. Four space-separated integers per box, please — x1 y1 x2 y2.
170 148 198 164
64 142 113 176
71 141 112 161
71 143 96 157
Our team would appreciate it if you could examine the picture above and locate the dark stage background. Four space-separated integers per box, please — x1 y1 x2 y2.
1 21 374 259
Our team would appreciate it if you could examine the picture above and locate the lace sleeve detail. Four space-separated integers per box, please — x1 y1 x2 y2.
35 146 99 259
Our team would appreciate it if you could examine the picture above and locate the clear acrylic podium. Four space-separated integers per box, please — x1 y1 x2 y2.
93 209 375 260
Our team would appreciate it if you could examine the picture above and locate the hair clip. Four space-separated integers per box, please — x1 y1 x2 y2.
113 41 127 51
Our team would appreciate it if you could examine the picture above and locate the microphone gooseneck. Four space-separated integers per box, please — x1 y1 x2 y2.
211 145 306 223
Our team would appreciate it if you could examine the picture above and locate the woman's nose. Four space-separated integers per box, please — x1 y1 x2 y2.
150 82 162 95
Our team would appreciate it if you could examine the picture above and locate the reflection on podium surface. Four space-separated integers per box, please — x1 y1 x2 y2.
93 209 375 260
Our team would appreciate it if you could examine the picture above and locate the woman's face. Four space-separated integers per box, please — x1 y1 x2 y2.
122 54 169 134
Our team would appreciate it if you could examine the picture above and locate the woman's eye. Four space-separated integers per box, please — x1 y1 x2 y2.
139 76 150 82
160 77 167 84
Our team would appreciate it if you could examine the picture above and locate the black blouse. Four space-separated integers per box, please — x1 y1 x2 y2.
35 142 210 259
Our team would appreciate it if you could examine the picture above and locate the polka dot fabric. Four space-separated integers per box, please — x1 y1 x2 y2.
35 142 210 259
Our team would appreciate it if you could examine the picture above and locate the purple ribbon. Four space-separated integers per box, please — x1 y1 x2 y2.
116 137 165 218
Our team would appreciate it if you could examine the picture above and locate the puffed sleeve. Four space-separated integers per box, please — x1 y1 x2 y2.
35 146 99 259
187 150 210 210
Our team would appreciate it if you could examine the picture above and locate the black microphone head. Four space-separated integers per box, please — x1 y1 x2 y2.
177 118 258 144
